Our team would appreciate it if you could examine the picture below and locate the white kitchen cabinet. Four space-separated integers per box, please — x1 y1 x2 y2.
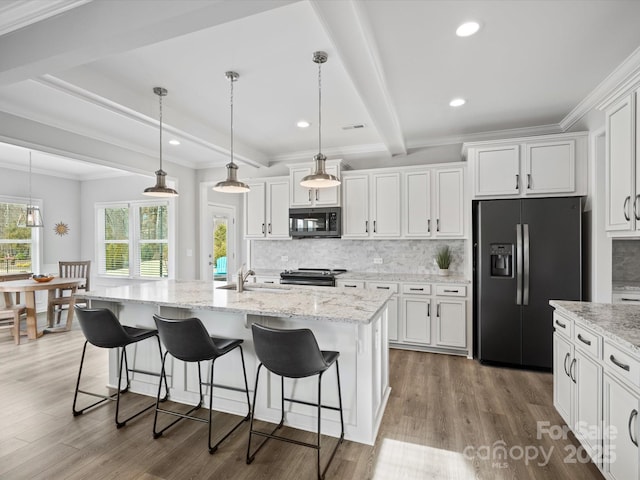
603 372 639 480
342 172 401 238
367 282 399 343
574 347 602 460
553 331 574 426
403 170 431 237
464 132 587 199
435 298 466 348
335 279 365 289
244 177 290 239
434 167 464 237
605 94 637 233
402 296 431 345
289 160 341 207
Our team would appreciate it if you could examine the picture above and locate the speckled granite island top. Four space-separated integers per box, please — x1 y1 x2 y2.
550 300 640 354
78 280 392 324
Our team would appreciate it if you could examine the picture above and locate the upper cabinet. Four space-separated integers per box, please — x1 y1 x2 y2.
403 166 464 238
463 132 587 199
244 177 290 239
289 160 341 207
605 93 637 234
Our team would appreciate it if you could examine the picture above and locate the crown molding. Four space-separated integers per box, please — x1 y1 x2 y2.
270 142 388 164
0 0 90 37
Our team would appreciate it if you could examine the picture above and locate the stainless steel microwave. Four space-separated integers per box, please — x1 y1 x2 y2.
289 207 341 238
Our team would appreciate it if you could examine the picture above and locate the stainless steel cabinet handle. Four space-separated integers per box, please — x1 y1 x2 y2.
436 303 441 317
344 284 357 288
436 219 440 232
374 220 377 233
308 190 311 202
264 281 274 284
261 223 265 234
515 174 519 190
635 195 640 220
527 173 531 189
630 409 638 447
555 319 566 329
624 196 631 221
268 223 272 234
427 219 431 233
376 286 390 290
569 358 577 383
443 289 458 293
621 298 640 302
610 354 631 371
365 220 369 233
316 190 319 202
563 352 570 376
427 303 431 317
577 334 591 346
409 288 424 291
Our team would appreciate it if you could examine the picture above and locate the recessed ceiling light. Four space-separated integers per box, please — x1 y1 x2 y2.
456 21 480 37
169 139 180 146
449 98 466 107
297 120 310 128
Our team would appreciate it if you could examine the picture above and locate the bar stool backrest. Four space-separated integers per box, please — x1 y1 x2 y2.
75 306 134 348
251 324 329 378
153 315 219 362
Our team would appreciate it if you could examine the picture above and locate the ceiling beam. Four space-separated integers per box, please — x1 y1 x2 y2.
310 0 406 156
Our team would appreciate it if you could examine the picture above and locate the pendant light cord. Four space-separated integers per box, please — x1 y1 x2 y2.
318 59 322 155
230 75 234 166
158 93 163 172
28 151 32 205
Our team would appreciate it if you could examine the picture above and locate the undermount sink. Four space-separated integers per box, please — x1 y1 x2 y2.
216 283 290 293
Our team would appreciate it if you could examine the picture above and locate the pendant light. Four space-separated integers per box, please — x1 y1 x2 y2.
300 51 340 189
143 87 178 197
213 71 250 193
17 151 44 228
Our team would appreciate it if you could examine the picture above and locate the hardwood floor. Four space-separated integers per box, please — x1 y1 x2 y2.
0 324 604 479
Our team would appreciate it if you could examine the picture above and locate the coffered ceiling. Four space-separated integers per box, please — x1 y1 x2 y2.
0 0 640 178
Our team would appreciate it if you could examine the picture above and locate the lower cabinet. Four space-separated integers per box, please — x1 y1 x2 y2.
366 282 399 342
402 295 431 345
435 298 466 348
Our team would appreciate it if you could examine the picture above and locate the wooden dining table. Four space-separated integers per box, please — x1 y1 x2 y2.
0 277 84 340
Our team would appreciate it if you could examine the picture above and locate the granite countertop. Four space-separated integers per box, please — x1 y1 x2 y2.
77 279 392 325
550 300 640 354
252 269 470 284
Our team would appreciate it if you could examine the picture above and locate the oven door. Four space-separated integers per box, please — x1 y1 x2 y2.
289 208 341 238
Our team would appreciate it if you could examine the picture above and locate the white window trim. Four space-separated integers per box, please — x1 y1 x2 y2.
0 194 42 274
95 199 175 280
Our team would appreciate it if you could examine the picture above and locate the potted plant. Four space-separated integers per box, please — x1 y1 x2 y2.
435 245 452 276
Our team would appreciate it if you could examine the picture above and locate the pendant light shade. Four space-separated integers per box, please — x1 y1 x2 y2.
143 87 178 197
300 51 340 189
17 152 44 228
213 71 250 193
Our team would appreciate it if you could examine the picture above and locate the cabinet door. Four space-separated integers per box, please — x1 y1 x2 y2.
473 145 520 197
606 94 635 232
315 164 340 206
368 282 399 342
434 167 464 237
553 332 573 427
290 167 313 207
603 372 639 480
342 175 370 237
404 170 431 237
371 172 401 237
402 297 431 345
435 299 466 348
524 140 575 195
266 180 290 238
245 182 266 238
574 349 602 462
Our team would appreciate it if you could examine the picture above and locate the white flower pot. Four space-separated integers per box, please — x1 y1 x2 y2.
438 268 450 276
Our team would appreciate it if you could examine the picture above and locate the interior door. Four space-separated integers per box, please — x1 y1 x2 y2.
204 204 236 281
476 199 521 364
521 197 581 369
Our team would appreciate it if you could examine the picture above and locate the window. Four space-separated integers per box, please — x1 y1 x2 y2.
0 197 40 274
97 200 173 279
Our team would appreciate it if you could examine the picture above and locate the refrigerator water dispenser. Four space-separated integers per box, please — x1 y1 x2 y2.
490 244 513 277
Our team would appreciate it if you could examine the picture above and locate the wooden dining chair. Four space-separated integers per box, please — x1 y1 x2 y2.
49 261 91 325
0 304 27 344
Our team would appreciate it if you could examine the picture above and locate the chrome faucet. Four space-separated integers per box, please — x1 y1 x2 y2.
237 267 255 292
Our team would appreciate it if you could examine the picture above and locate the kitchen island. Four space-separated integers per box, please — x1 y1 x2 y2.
77 280 392 445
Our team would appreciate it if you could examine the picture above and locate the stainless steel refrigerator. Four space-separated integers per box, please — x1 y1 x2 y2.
474 197 582 369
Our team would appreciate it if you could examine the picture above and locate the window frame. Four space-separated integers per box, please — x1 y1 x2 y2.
0 195 42 275
95 199 175 280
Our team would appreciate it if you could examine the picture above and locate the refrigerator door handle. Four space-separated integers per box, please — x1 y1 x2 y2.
516 223 523 305
523 223 530 306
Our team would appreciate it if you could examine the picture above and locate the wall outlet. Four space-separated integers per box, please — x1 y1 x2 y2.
281 256 288 262
373 257 383 264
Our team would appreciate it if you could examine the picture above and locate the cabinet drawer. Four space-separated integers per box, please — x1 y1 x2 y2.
254 276 280 285
435 285 466 297
553 312 573 339
604 340 640 387
367 282 399 294
573 323 602 359
336 279 365 289
401 283 431 295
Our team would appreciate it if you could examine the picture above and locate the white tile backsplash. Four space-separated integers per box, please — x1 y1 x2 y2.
250 239 466 275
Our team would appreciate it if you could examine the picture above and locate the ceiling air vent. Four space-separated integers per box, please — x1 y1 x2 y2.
342 124 366 130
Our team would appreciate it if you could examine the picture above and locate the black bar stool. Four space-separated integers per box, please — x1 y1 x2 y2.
73 306 169 428
247 323 345 480
152 314 251 454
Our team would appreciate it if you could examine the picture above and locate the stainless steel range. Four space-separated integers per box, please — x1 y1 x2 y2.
280 268 347 287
